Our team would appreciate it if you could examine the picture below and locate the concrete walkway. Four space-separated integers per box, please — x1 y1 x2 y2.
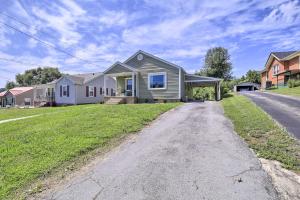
243 91 300 139
42 102 278 200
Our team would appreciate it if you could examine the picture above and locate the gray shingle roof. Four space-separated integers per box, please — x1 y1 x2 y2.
66 72 103 84
272 51 297 59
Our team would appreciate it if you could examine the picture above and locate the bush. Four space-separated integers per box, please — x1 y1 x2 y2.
287 79 300 88
193 87 215 100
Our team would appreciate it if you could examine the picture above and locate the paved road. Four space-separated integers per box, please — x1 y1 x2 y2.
42 102 278 200
242 91 300 139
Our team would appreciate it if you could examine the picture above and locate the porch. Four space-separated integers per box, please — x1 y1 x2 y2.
103 62 139 104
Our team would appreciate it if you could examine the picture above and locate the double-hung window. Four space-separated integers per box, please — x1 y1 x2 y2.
63 85 68 96
89 86 94 97
148 72 167 89
273 64 279 75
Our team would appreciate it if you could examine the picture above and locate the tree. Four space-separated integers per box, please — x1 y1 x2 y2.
199 47 233 80
16 67 62 86
245 70 261 84
5 81 16 90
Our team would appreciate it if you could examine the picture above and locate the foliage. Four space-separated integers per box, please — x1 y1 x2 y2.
220 80 240 95
222 94 299 171
245 70 261 84
198 47 233 80
287 79 300 88
16 67 62 86
193 87 215 100
0 103 180 199
0 88 6 92
5 81 17 90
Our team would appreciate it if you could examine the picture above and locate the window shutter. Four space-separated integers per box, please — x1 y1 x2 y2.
67 85 69 97
100 87 102 95
94 87 96 97
86 86 89 97
60 85 62 97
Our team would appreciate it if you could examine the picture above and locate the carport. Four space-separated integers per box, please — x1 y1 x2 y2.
184 74 222 101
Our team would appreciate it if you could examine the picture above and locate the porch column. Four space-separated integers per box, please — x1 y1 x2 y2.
104 75 106 96
132 72 135 97
136 73 139 98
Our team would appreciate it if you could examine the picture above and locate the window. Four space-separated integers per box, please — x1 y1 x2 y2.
63 85 68 96
148 72 167 89
89 86 94 97
273 64 279 75
125 78 132 91
100 87 103 95
106 88 109 95
111 88 114 96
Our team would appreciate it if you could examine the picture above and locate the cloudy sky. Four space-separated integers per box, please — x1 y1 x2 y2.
0 0 300 88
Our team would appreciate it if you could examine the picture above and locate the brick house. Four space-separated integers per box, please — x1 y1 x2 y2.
261 51 300 89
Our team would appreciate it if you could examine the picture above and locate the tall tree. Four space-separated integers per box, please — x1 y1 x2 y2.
5 81 16 90
199 47 233 80
16 67 62 86
245 70 261 84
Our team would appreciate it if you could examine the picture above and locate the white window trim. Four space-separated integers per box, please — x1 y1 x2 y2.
125 77 132 91
89 86 94 97
148 72 167 90
62 85 68 97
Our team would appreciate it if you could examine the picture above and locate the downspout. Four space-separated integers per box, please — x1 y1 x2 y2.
178 68 181 100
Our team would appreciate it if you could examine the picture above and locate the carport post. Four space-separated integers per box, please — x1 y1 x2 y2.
218 82 220 100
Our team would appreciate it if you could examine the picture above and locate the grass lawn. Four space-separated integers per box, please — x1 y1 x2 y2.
222 94 300 172
0 103 180 199
267 86 300 97
0 106 65 121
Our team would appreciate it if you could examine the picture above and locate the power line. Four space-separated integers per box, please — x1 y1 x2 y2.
0 12 71 47
0 57 45 68
0 21 104 66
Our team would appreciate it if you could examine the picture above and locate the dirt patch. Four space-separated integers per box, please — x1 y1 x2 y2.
260 158 300 200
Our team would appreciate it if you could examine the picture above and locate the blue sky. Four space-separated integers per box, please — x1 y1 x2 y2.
0 0 300 88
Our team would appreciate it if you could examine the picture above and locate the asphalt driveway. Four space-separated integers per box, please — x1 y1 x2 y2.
41 102 277 200
242 91 300 139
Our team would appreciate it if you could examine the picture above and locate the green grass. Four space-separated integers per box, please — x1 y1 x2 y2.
0 103 181 199
222 94 300 172
0 106 66 121
267 86 300 97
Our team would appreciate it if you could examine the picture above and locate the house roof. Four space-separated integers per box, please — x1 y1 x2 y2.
62 72 103 85
103 61 138 74
9 87 34 96
124 50 187 73
263 50 300 73
272 51 297 59
0 90 7 97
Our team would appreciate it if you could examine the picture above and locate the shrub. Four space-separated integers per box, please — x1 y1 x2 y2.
193 87 215 100
287 79 300 88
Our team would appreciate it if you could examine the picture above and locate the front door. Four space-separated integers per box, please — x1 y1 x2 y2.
125 78 132 96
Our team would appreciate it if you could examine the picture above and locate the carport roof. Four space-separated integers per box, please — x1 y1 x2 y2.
185 74 221 83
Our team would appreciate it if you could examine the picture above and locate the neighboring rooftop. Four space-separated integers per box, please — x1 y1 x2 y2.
9 87 34 96
272 51 297 59
0 90 7 97
65 72 103 84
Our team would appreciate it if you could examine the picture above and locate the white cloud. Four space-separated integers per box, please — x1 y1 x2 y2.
99 11 129 27
31 0 86 47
